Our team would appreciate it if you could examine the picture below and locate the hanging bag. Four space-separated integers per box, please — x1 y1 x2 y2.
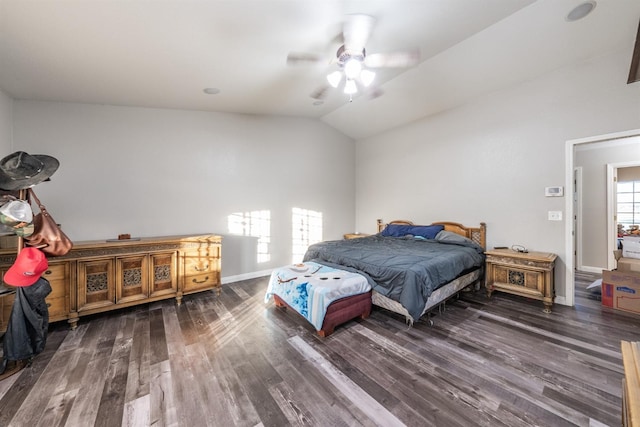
24 188 73 257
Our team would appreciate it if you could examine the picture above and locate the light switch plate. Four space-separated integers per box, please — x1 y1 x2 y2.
548 211 563 221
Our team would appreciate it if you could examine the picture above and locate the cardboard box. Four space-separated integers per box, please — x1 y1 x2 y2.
602 270 640 315
617 257 640 273
622 236 640 259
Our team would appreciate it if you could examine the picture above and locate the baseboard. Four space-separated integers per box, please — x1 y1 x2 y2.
578 265 604 274
554 296 568 306
222 269 272 284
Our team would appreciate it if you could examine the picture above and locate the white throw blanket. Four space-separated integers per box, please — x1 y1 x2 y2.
265 261 371 330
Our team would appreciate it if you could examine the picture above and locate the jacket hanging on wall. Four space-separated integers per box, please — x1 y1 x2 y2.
0 277 52 374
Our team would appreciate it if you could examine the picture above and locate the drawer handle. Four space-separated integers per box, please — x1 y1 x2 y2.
46 303 51 307
192 276 209 284
45 270 52 275
194 264 209 272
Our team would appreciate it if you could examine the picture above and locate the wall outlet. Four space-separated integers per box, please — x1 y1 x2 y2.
548 211 563 221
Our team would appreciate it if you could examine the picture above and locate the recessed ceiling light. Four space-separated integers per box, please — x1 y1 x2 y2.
203 88 220 95
566 1 596 22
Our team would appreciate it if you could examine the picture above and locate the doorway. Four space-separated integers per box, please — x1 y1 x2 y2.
606 162 640 269
566 129 640 307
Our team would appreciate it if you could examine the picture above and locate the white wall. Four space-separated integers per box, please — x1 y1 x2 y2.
0 90 12 152
355 47 640 300
11 101 356 280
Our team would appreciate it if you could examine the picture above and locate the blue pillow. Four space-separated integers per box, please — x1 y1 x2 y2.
380 224 444 239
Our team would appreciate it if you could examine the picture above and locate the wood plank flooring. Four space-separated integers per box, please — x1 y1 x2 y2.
0 271 637 427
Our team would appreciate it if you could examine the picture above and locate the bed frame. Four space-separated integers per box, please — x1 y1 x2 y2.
373 219 487 325
376 219 486 248
273 291 372 337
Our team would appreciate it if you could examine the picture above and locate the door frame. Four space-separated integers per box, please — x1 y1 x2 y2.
565 128 640 306
573 166 583 271
607 161 640 269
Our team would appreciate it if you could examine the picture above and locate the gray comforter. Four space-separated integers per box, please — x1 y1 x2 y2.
303 234 485 321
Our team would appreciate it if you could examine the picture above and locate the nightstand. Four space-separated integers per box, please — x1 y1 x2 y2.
485 249 557 313
343 233 370 239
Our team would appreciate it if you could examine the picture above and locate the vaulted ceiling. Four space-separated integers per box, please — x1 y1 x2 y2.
0 0 638 139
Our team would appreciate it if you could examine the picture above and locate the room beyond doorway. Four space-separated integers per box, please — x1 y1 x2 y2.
567 129 640 307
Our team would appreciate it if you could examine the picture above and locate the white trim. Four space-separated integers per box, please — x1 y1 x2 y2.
222 269 272 284
578 265 605 274
566 129 640 307
607 164 615 270
574 167 583 271
554 296 567 306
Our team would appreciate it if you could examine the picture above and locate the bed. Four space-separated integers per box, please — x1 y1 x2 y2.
303 219 486 325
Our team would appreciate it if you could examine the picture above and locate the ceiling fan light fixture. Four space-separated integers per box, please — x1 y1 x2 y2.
327 71 343 88
360 69 375 87
344 79 358 95
343 58 363 79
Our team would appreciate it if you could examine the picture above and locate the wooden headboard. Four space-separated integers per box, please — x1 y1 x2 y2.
376 219 487 249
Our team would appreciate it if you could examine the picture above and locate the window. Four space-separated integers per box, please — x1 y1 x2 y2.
617 180 640 227
227 210 271 263
291 208 323 263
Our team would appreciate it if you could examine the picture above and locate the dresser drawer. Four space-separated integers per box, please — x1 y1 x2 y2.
184 256 220 276
183 242 221 259
47 295 69 319
42 263 69 299
489 264 545 297
0 291 15 332
44 262 70 321
183 271 220 293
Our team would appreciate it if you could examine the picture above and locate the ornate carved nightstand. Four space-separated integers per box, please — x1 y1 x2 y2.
485 249 557 313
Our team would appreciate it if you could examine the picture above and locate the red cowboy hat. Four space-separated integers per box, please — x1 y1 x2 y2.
4 247 48 287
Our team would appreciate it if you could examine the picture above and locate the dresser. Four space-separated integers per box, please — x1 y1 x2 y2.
484 248 557 313
622 340 640 427
0 234 221 330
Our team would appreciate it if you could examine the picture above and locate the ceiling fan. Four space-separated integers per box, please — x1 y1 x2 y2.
287 14 420 102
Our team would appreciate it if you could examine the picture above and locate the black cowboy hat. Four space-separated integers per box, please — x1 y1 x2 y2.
0 151 59 191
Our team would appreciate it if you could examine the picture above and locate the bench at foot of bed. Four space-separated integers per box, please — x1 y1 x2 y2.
274 291 372 337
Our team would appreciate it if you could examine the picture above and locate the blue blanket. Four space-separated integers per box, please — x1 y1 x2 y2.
303 233 485 321
265 261 371 330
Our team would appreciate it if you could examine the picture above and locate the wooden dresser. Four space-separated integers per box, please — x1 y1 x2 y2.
622 340 640 427
485 248 557 313
0 234 221 330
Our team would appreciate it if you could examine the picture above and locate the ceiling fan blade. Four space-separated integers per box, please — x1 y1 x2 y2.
364 50 420 68
343 14 375 52
286 52 324 65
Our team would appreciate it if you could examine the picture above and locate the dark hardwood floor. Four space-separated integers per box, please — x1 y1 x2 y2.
0 270 637 427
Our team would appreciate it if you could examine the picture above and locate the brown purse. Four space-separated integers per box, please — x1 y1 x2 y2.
24 188 73 257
